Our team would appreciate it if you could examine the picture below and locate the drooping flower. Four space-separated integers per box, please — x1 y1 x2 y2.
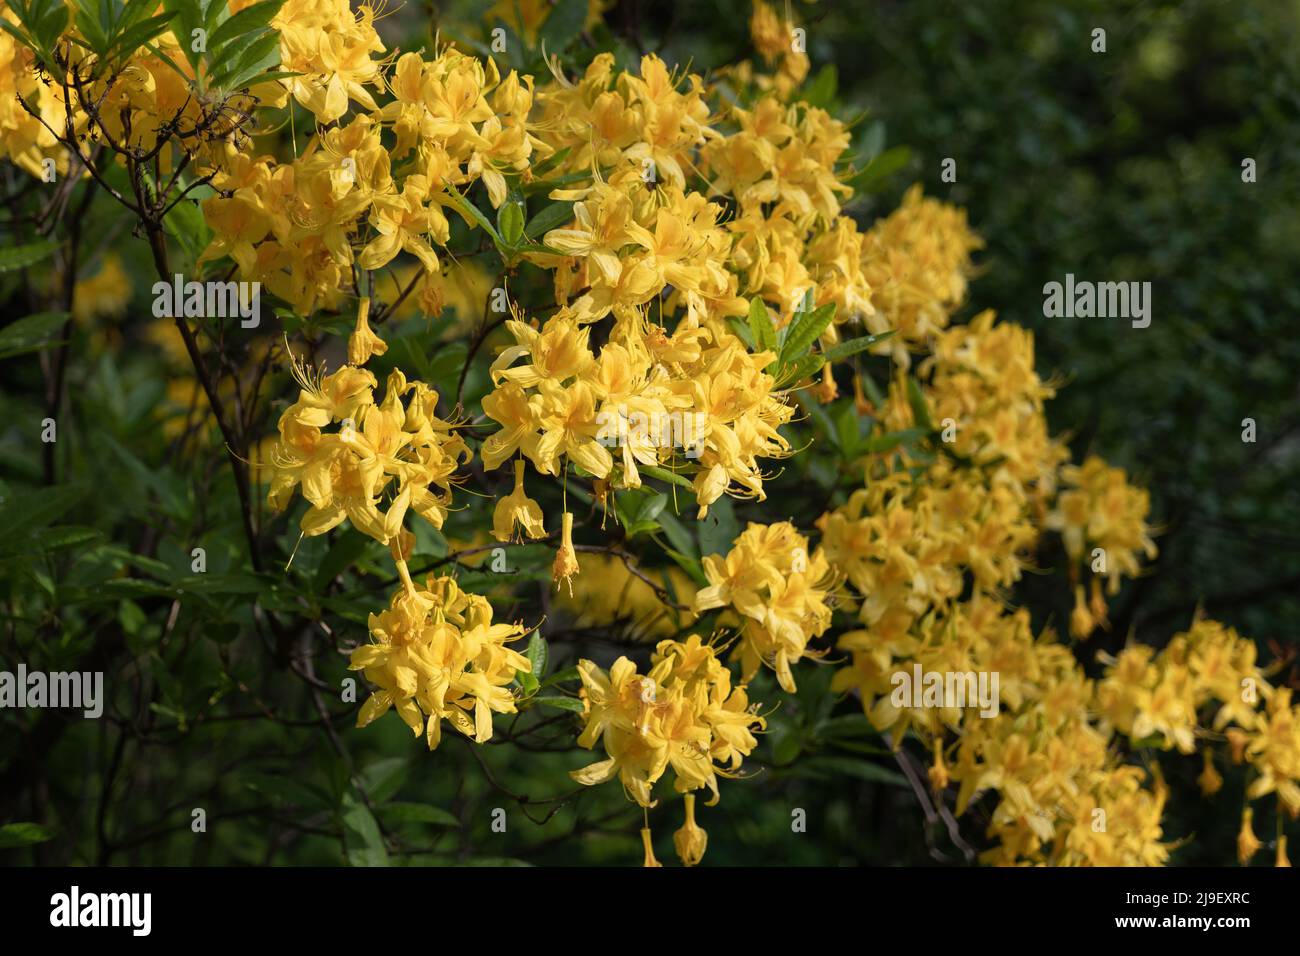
493 459 547 542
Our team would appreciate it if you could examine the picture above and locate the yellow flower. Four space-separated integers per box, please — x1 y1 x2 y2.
640 828 662 868
570 638 764 809
350 575 530 748
266 362 469 543
347 296 387 366
694 521 836 692
552 511 580 593
673 793 708 866
1197 749 1223 796
1238 807 1262 864
1070 584 1096 639
493 459 546 542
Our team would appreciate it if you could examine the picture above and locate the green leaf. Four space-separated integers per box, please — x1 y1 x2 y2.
208 0 283 53
0 483 87 539
747 296 778 354
355 757 408 804
517 630 545 695
726 316 756 350
243 772 332 810
802 63 838 109
162 0 204 69
340 791 389 867
865 427 929 453
106 11 175 61
530 695 584 713
210 28 281 90
443 186 505 250
538 0 587 55
780 302 836 364
0 239 58 273
776 353 826 388
639 493 668 524
834 402 860 456
497 197 525 247
697 495 739 558
377 802 460 828
0 311 70 360
664 547 707 587
72 0 110 56
524 199 574 239
822 330 895 363
312 528 370 591
656 509 696 559
524 631 548 680
163 196 213 270
540 665 580 688
529 145 571 178
0 822 54 849
815 713 878 740
796 755 909 788
850 145 912 194
906 376 934 431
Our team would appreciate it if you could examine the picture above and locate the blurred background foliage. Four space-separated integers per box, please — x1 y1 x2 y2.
2 0 1298 866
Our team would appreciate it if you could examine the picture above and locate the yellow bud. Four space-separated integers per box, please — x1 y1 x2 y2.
348 296 387 366
640 827 663 868
552 511 579 593
673 794 708 867
1196 749 1222 797
1237 807 1262 865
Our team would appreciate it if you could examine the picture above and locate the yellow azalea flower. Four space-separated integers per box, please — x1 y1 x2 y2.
350 575 530 748
1238 807 1263 864
481 383 544 471
1244 689 1300 816
673 794 708 866
357 177 449 274
347 296 387 366
640 828 662 868
71 254 132 323
552 511 579 593
272 0 384 123
267 362 470 544
493 459 547 542
1070 584 1096 639
694 521 836 692
570 638 764 809
1197 749 1223 796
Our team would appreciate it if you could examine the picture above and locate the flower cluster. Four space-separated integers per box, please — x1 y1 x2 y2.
859 184 983 363
693 521 836 692
483 306 795 521
570 635 766 864
1047 455 1160 637
266 357 470 545
350 575 531 749
818 463 1038 647
747 0 810 98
